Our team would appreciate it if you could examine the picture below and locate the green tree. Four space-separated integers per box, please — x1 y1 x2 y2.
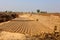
37 9 40 13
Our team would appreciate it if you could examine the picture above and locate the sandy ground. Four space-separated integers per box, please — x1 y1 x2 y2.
0 14 60 40
0 31 26 40
0 21 10 25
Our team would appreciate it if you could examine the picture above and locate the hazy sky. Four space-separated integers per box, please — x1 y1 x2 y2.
0 0 60 12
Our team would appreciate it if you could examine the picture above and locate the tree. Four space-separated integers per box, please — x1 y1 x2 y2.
37 9 40 13
5 11 8 13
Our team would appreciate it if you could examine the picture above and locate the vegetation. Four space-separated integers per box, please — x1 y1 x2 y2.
25 26 60 40
0 11 18 23
40 11 47 13
25 32 60 40
37 9 40 13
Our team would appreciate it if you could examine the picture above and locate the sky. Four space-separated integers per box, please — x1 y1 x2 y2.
0 0 60 12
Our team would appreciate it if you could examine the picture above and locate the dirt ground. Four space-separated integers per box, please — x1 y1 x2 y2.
0 13 60 40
